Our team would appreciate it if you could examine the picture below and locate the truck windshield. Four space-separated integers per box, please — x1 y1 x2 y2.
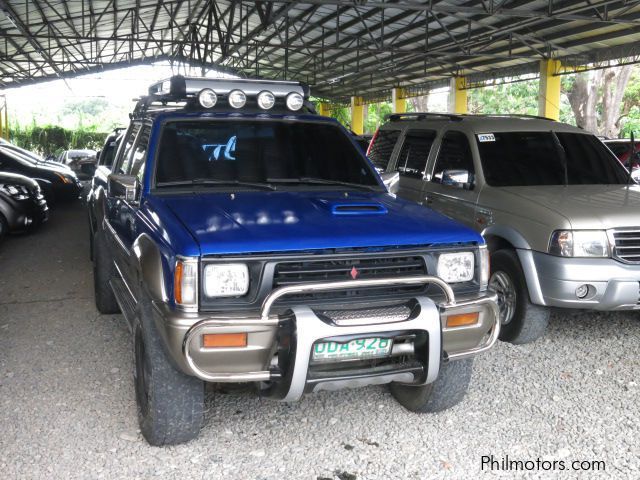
155 120 381 189
477 131 629 186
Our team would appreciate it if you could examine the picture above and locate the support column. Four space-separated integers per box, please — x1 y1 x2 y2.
538 59 561 120
449 77 468 114
351 96 365 135
317 102 330 116
392 87 406 114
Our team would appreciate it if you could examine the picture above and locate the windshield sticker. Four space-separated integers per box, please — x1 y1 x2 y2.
477 133 496 142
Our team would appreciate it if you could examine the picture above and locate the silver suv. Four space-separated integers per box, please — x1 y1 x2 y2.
370 113 638 344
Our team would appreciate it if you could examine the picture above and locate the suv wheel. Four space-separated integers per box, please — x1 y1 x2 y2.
134 294 205 446
390 358 473 413
489 249 549 344
0 213 8 243
92 232 121 314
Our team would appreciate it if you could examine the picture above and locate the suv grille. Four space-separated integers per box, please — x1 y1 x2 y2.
273 256 427 301
612 229 640 263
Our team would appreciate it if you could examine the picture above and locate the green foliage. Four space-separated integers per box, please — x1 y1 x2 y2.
9 123 107 157
365 102 393 134
468 80 539 115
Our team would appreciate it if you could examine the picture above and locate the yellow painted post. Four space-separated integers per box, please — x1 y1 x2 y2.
538 59 561 120
317 102 330 117
449 77 468 114
392 87 406 113
351 96 365 135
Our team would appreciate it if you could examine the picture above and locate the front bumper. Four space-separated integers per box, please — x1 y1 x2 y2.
153 276 499 400
530 251 640 310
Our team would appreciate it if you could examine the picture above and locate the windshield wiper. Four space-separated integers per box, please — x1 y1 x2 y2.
267 177 380 191
550 131 569 187
156 178 276 190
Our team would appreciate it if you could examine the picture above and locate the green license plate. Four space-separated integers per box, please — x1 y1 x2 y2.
312 337 392 363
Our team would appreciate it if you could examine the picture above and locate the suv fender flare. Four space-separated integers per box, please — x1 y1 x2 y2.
132 233 168 304
482 225 546 306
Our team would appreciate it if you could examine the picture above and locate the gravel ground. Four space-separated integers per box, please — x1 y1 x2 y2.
1 202 640 480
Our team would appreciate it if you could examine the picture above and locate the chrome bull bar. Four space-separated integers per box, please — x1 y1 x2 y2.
182 276 499 385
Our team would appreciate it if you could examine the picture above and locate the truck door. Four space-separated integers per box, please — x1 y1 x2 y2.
423 130 479 229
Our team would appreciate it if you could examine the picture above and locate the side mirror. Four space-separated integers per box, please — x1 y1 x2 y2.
108 174 140 203
441 169 473 190
380 171 400 194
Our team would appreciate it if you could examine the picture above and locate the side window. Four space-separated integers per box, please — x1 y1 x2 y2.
432 131 475 186
115 124 141 175
128 126 151 182
396 130 436 178
368 129 401 171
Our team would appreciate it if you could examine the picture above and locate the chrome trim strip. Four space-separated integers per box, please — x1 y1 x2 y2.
261 275 455 321
102 218 129 255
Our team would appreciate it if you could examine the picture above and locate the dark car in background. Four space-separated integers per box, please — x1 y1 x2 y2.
0 138 74 172
0 171 48 242
0 145 82 202
57 149 98 180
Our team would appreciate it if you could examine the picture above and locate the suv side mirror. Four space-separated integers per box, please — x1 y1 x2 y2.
108 174 140 203
380 171 400 194
441 169 473 190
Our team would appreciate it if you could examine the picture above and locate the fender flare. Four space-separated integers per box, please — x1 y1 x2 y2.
131 233 168 304
481 225 546 306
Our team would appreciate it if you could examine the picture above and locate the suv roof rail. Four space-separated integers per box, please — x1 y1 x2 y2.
385 112 463 122
472 114 555 121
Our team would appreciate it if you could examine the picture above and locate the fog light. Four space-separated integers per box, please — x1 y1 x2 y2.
446 312 479 328
257 90 276 110
286 92 304 111
575 284 589 299
228 89 247 109
203 333 247 348
198 88 217 108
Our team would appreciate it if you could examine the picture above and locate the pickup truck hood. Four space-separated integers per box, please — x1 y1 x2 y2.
498 185 640 229
156 190 483 255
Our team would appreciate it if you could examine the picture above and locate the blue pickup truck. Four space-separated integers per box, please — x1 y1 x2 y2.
89 76 500 445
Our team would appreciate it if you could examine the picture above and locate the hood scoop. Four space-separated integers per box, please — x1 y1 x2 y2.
330 202 388 216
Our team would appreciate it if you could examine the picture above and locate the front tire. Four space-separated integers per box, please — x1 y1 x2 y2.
489 249 549 344
390 358 473 413
92 232 120 314
134 295 205 446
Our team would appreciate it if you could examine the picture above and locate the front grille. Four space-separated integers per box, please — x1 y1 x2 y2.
611 229 640 263
273 255 427 301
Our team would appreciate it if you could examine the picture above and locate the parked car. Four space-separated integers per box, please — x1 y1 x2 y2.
603 138 640 182
57 149 98 180
90 76 499 445
87 128 124 258
0 171 48 242
0 138 73 172
370 112 640 345
0 145 82 202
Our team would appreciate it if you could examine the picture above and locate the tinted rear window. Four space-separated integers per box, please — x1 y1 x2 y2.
368 129 400 171
477 132 628 186
155 120 379 187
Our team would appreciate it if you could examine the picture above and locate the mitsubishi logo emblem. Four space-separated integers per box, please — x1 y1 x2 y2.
350 266 359 280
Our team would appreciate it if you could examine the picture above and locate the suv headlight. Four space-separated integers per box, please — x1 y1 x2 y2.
549 230 609 257
437 252 475 283
0 183 30 200
204 264 249 297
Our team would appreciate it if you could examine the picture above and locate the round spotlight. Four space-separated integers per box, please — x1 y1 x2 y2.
257 91 276 110
575 284 589 299
228 90 247 109
198 88 217 108
286 92 304 111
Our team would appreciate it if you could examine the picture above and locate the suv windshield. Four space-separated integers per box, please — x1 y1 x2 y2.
155 120 380 189
477 132 629 186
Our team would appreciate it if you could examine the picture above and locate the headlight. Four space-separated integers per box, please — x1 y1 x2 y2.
174 259 198 308
198 88 217 108
204 264 249 297
257 90 276 110
286 92 304 111
437 252 475 283
0 183 30 200
228 90 247 109
549 230 609 257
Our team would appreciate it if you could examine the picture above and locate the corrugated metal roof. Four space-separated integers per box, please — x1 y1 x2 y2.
0 0 639 100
